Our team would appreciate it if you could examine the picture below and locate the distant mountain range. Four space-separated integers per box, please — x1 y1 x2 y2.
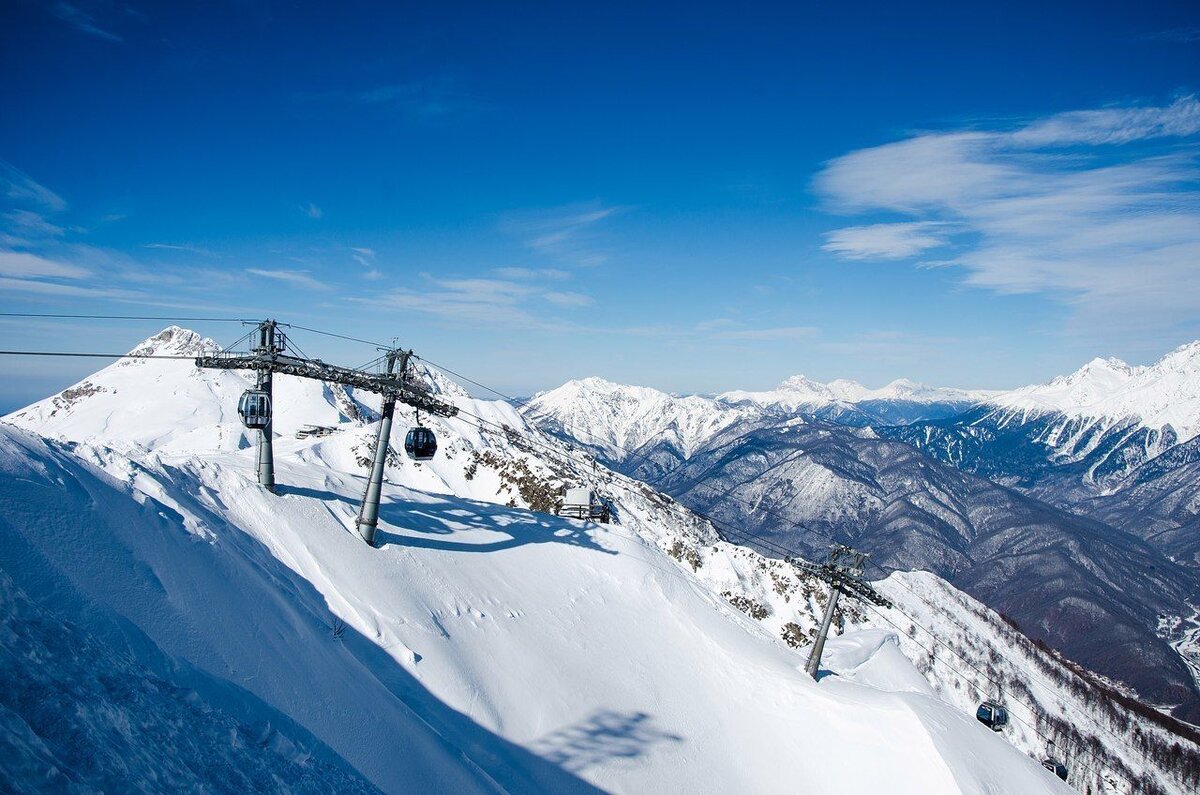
523 342 1200 722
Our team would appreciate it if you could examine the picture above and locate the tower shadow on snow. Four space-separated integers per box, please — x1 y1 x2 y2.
278 483 617 556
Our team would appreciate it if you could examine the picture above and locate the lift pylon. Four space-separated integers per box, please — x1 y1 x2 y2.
356 348 410 545
791 544 893 679
196 320 458 544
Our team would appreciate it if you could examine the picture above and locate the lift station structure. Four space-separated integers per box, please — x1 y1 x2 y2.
195 319 459 546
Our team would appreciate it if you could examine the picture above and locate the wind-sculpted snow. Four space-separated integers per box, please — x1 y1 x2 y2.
0 329 1078 793
0 566 380 794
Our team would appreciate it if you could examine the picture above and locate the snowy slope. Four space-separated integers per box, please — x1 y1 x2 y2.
0 328 1081 794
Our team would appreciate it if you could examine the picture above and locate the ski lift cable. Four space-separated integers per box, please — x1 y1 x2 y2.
859 600 1112 784
429 374 1134 781
285 323 390 349
422 356 1145 758
858 554 1152 757
435 403 1116 781
0 312 253 322
0 326 1156 779
320 342 1183 764
0 350 200 360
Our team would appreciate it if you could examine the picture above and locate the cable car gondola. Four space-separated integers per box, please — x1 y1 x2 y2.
1041 757 1068 781
975 700 1009 731
237 389 271 430
404 426 438 461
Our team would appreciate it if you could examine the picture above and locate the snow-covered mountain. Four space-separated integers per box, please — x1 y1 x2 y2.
523 373 988 483
4 327 1192 792
656 418 1200 719
521 377 761 482
719 374 993 417
884 342 1200 567
521 343 1200 727
987 342 1200 442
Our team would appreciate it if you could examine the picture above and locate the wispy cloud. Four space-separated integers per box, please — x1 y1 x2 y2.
0 250 90 279
246 268 328 290
1009 96 1200 146
144 243 218 257
713 326 819 341
494 266 570 281
52 2 123 43
301 202 323 219
1 162 67 212
350 246 382 279
823 222 950 260
1139 28 1200 44
0 276 140 299
293 77 474 119
817 96 1200 325
3 209 65 238
356 274 595 327
543 290 594 308
501 203 621 266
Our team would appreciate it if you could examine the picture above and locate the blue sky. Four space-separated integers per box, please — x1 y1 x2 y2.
1 1 1198 408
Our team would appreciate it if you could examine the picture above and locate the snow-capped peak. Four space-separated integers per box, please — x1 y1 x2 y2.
127 325 220 358
720 374 990 409
987 341 1200 441
524 378 752 462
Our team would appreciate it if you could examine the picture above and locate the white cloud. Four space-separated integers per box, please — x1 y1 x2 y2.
301 202 323 219
543 291 594 307
357 275 594 327
246 268 328 290
501 204 620 266
1010 96 1200 146
822 222 949 260
817 97 1200 323
362 278 536 325
0 250 90 279
1 163 67 212
144 243 218 257
3 210 65 237
0 276 137 299
349 246 381 277
494 267 570 281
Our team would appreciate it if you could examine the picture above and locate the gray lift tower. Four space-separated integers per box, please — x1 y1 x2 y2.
792 544 893 679
196 320 458 545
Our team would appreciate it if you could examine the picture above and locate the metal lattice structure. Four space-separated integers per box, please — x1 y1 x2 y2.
196 319 458 545
790 544 892 678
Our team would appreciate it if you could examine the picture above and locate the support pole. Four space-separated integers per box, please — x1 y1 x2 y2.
357 350 406 545
806 581 841 679
256 368 275 492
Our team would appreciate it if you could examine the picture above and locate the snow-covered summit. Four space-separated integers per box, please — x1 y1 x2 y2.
525 377 755 462
127 324 221 357
987 341 1200 440
720 374 992 410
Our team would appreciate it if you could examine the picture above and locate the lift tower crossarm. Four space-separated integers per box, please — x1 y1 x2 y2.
194 351 459 418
